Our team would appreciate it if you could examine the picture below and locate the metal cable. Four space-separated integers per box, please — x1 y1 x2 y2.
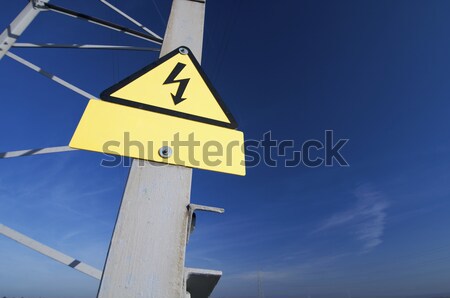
99 0 163 40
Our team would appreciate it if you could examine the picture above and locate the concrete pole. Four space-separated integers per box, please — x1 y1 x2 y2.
97 1 206 297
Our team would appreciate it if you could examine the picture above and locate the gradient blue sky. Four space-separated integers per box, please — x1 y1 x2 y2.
1 1 450 297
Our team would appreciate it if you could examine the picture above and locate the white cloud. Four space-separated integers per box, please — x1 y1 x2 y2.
317 184 389 252
234 270 291 282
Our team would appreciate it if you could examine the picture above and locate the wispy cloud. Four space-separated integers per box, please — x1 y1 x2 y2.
233 270 291 282
222 252 351 297
316 184 389 252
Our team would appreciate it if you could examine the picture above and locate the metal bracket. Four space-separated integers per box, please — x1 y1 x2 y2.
187 204 224 242
31 0 49 10
184 267 222 298
0 0 48 60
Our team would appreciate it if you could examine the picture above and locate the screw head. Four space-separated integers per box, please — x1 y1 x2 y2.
158 146 173 158
179 47 189 55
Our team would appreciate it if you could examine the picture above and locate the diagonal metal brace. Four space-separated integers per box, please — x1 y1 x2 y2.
6 51 98 100
0 223 102 280
187 204 224 242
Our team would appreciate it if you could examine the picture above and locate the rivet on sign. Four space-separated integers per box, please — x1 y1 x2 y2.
179 47 189 55
158 146 173 158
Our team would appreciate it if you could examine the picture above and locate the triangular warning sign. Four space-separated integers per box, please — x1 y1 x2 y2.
101 46 238 129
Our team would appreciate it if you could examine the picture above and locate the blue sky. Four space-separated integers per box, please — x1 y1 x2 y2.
1 0 450 297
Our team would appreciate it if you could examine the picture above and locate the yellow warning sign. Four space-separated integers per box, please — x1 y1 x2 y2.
70 100 245 176
101 47 237 129
70 47 245 176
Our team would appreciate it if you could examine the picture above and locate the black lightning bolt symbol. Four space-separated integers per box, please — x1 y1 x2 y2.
163 62 190 105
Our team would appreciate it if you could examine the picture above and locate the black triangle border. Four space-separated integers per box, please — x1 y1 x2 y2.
100 46 238 129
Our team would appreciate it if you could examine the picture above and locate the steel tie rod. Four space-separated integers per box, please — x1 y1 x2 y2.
12 43 160 52
41 2 163 45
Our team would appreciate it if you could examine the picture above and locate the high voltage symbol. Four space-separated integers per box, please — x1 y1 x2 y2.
163 62 190 105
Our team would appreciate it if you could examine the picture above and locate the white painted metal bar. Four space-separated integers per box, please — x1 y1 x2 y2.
13 43 160 52
0 146 77 159
5 51 98 100
0 0 48 60
99 0 163 40
97 0 207 297
0 223 102 280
